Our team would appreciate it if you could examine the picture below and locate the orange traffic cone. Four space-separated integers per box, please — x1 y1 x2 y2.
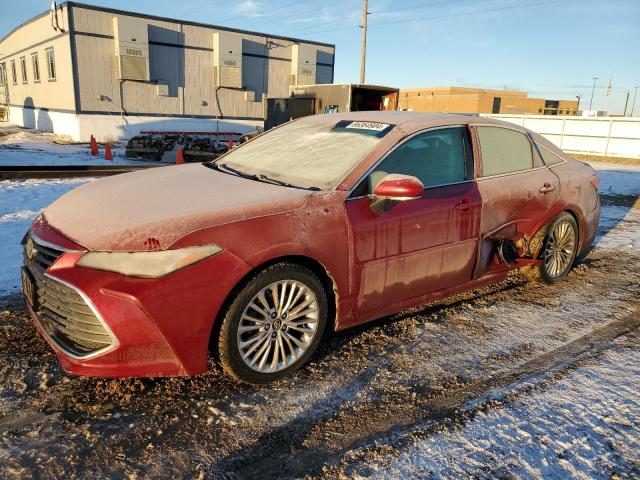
90 135 98 156
104 142 113 161
176 146 184 165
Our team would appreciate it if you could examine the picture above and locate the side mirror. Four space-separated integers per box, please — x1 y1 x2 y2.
373 174 424 201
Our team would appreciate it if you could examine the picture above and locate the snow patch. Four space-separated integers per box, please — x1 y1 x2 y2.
0 178 93 295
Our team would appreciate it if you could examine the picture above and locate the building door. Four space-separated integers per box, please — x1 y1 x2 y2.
492 97 501 114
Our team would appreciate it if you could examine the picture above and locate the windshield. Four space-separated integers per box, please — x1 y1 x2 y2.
214 119 393 190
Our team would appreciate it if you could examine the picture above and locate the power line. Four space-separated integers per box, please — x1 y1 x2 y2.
211 0 316 25
177 0 225 17
244 0 347 30
369 0 492 15
282 0 485 34
286 0 570 37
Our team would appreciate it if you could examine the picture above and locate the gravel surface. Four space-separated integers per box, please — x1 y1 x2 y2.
0 158 638 478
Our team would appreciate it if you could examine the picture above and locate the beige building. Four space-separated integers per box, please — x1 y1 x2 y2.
399 86 579 116
0 2 335 140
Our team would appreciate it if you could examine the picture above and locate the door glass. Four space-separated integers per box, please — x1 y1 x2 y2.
364 127 470 194
536 143 565 165
477 127 533 176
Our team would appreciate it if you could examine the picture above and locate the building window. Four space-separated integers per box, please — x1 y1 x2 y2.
31 52 40 82
10 60 17 85
0 63 6 85
45 47 56 80
20 56 28 83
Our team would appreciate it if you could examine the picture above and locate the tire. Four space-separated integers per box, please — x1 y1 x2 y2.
538 212 579 284
217 263 328 384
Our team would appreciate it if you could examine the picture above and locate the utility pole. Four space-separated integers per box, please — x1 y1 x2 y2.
575 95 581 115
603 73 613 115
588 77 598 112
631 86 638 117
623 90 630 116
359 0 369 85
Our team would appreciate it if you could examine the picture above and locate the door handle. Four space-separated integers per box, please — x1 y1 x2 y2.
539 183 556 194
455 199 472 211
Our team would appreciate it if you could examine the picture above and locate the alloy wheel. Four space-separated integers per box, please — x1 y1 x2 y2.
543 219 577 278
237 280 320 373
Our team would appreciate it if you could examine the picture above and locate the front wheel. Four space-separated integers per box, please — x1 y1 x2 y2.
217 263 328 384
539 212 579 284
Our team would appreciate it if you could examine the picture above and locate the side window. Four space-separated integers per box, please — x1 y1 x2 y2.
10 60 17 85
31 52 40 82
45 47 56 80
20 56 28 83
536 143 565 165
477 126 533 176
363 127 471 194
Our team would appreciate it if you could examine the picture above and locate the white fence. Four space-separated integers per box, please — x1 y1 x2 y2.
482 114 640 159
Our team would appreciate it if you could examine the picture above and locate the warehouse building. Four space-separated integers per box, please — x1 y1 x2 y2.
399 86 579 116
0 2 335 140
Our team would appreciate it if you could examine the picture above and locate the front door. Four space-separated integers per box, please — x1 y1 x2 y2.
346 126 481 315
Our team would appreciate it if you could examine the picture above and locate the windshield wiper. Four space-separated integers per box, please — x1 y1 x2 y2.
213 162 320 191
215 162 261 181
257 174 321 191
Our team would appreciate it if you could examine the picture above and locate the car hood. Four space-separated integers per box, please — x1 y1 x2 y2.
42 163 312 251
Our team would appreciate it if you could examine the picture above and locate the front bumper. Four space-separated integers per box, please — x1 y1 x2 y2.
23 228 250 378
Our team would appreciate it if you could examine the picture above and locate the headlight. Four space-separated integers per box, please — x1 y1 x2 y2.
76 245 223 278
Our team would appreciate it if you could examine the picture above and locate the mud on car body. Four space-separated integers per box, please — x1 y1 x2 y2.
21 112 600 383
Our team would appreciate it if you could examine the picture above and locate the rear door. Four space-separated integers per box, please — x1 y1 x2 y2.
345 126 481 315
473 125 560 273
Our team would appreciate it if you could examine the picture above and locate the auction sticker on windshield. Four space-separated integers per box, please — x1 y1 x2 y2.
333 120 394 137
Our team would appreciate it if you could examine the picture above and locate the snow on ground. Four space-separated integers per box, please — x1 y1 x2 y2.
0 125 143 166
346 334 640 479
591 162 640 252
0 178 92 294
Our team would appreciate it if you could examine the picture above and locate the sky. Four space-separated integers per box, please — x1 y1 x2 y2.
1 0 639 114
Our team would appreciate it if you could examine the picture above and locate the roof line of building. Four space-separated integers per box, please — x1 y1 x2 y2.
0 2 336 49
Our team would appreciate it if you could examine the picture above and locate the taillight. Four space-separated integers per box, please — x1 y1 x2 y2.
589 175 600 191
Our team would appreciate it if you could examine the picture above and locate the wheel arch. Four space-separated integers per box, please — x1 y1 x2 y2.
208 254 338 358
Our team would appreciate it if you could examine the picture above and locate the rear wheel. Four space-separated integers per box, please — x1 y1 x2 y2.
218 263 327 384
539 212 579 284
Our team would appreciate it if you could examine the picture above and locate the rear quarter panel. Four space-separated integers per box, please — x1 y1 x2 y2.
549 158 600 252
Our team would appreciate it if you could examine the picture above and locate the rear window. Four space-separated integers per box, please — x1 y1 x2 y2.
477 126 534 176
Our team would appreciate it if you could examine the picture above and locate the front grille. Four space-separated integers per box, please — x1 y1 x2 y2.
37 277 112 356
23 234 114 357
24 235 64 275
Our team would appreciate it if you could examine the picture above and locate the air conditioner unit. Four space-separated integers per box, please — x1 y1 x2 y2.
113 16 150 81
213 32 242 88
291 44 316 86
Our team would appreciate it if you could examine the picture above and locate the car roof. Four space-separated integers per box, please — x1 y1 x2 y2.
297 111 524 135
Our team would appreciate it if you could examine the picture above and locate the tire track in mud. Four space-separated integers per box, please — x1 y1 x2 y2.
214 310 640 479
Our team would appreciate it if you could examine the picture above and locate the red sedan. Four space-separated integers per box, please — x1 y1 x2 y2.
22 112 600 384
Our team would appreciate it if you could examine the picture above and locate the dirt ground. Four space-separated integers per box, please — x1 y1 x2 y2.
1 182 639 478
